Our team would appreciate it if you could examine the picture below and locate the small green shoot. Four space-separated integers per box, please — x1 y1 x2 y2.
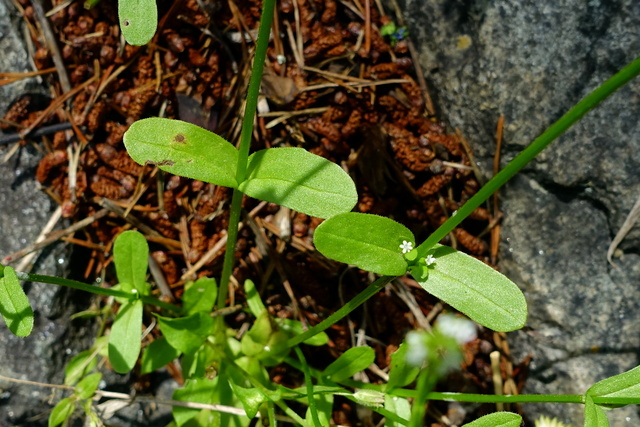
108 230 152 373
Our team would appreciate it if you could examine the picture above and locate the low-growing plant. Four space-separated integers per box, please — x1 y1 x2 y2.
2 0 640 425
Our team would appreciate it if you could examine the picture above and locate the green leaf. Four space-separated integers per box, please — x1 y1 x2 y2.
238 147 357 219
259 330 290 366
584 396 610 427
322 346 375 382
305 391 333 427
118 0 157 46
0 265 33 337
244 279 266 318
384 395 411 427
113 230 149 294
228 380 268 419
386 343 420 391
64 349 98 386
461 411 522 427
277 318 328 346
75 372 102 400
124 118 239 188
181 343 217 380
413 244 527 332
313 212 414 275
242 311 275 351
157 312 214 354
48 397 75 427
587 364 640 409
183 277 217 315
108 299 143 373
140 336 182 375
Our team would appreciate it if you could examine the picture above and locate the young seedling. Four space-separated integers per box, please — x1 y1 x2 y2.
108 230 151 373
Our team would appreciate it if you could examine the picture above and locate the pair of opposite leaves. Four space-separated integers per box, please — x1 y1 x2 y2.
123 118 527 333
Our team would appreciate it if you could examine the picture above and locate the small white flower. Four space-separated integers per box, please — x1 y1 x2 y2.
405 331 428 367
399 240 414 254
436 314 477 344
425 254 436 266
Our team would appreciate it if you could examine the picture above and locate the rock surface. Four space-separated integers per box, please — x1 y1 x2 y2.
399 0 640 424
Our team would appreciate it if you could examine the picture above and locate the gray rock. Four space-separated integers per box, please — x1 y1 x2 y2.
399 0 640 424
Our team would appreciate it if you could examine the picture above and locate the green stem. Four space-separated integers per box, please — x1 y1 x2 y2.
17 271 182 313
216 0 275 314
235 0 275 182
409 368 438 427
285 276 392 347
294 346 321 427
416 55 640 257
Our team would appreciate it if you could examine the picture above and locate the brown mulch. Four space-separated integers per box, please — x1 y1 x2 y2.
1 0 529 424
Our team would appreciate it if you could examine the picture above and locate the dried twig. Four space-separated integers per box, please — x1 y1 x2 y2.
3 208 109 265
607 194 640 265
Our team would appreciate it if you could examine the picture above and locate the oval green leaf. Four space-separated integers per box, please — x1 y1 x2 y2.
48 397 75 427
413 244 527 332
0 265 34 337
587 364 640 409
113 230 149 294
157 312 214 354
118 0 157 46
64 349 98 386
183 277 217 315
238 147 357 218
322 346 375 382
124 118 238 188
313 212 414 275
140 336 181 375
228 380 268 419
462 412 522 427
75 372 102 400
108 299 143 373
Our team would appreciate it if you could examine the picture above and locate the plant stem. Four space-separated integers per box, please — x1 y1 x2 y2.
416 55 640 257
285 275 392 348
294 346 321 427
235 0 275 182
409 369 437 427
216 0 275 313
17 271 182 313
